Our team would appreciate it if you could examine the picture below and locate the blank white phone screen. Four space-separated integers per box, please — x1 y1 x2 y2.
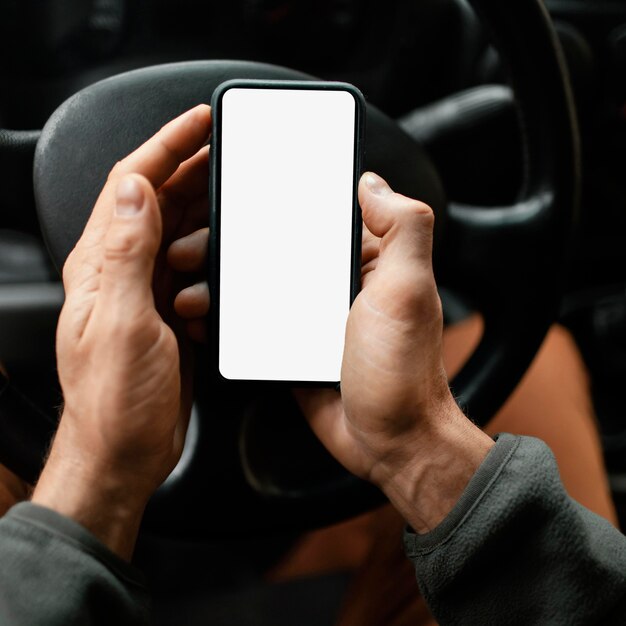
219 87 357 381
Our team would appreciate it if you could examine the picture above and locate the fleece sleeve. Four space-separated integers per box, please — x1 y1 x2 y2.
404 434 626 625
0 502 150 626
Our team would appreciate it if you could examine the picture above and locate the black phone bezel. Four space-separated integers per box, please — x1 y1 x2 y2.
209 79 365 387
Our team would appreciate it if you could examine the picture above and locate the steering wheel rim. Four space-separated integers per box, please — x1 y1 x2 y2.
1 0 578 536
438 0 580 426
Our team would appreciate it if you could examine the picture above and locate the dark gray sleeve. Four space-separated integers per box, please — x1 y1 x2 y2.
404 434 626 625
0 502 150 625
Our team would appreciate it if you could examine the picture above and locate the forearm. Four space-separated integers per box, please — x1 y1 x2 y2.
31 419 150 561
404 434 626 624
374 396 494 534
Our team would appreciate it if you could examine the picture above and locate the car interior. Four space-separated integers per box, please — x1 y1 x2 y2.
1 0 626 624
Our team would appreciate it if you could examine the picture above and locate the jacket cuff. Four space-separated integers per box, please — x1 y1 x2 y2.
6 501 146 589
404 433 520 556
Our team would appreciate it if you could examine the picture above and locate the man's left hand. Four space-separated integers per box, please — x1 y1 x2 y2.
32 105 212 560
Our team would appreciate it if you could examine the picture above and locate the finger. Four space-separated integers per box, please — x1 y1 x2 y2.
158 192 208 252
111 105 211 188
292 388 347 450
67 106 211 282
77 105 211 248
186 319 207 343
360 222 380 286
97 174 162 312
167 227 209 272
158 146 210 240
171 194 209 243
174 281 210 319
358 172 435 266
158 145 210 211
361 223 379 266
157 146 209 241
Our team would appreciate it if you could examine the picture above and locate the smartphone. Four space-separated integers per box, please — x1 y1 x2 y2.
209 79 364 384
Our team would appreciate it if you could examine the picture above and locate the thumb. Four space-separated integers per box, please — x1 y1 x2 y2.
358 172 435 266
99 174 162 312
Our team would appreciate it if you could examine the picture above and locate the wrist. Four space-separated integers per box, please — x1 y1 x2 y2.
32 427 149 561
372 395 494 534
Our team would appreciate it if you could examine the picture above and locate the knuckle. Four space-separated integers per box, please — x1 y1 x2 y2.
104 230 142 261
103 309 155 344
120 315 152 340
61 252 77 288
107 160 126 182
158 135 185 168
61 260 72 285
397 199 435 233
402 281 442 323
403 198 434 220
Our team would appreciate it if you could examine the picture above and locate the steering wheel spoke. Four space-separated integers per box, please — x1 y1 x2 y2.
438 192 555 302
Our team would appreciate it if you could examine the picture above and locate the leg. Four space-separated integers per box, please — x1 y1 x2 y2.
442 316 616 522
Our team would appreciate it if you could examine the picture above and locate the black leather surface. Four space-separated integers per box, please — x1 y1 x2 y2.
0 230 55 284
34 60 445 272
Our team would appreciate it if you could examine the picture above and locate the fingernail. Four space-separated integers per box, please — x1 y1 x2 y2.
364 172 392 196
116 177 144 216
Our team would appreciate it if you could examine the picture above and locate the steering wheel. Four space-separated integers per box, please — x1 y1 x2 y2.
1 0 578 536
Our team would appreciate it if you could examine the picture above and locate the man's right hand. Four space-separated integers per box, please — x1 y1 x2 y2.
295 173 494 533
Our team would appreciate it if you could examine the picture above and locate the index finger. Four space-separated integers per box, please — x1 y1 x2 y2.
75 104 212 255
110 104 212 188
362 222 379 265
